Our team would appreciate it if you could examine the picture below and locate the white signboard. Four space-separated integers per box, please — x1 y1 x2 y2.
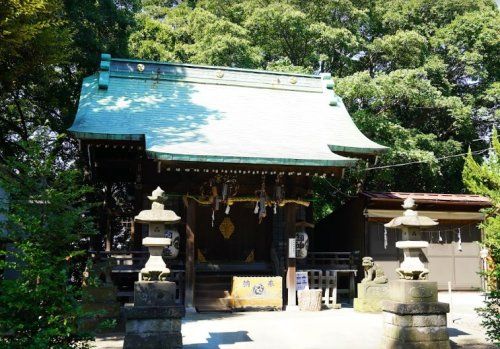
288 238 296 258
296 271 309 291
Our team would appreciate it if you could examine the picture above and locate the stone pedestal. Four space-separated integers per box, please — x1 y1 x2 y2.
124 281 184 349
388 279 438 303
380 280 450 349
354 282 389 312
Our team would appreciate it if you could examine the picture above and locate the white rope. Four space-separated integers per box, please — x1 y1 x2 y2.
364 147 491 171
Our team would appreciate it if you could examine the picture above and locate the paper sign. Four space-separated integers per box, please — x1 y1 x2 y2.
296 271 309 291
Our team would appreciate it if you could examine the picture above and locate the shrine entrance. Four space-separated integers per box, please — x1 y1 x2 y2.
193 203 275 311
196 204 272 263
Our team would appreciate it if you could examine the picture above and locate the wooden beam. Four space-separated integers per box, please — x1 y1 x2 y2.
364 209 484 221
185 198 196 312
285 203 297 310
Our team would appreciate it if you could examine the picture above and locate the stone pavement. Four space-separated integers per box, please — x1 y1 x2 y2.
92 292 495 349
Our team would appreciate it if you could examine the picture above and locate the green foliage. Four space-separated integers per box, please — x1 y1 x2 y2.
0 1 136 345
463 129 500 282
336 69 469 192
0 0 138 163
0 0 72 159
0 132 96 348
370 31 428 70
463 129 500 344
476 290 500 346
244 3 315 67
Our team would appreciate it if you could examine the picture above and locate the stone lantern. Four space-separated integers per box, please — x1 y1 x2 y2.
380 197 451 349
384 197 437 280
134 186 180 281
123 187 184 349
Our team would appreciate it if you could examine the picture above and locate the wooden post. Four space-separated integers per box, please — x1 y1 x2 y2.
132 155 143 250
132 183 143 250
104 183 112 252
285 203 297 310
185 198 196 312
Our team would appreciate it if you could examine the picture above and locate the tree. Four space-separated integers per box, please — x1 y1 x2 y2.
463 129 500 344
0 0 138 345
129 3 261 67
0 0 72 162
0 0 139 171
0 132 96 348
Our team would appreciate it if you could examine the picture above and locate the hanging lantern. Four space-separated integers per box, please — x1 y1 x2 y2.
163 228 180 259
296 229 309 259
295 221 313 259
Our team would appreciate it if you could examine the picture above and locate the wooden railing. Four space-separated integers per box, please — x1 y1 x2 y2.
304 251 360 270
89 250 149 273
88 250 185 304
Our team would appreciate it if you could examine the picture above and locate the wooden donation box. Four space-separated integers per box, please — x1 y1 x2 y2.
228 276 282 310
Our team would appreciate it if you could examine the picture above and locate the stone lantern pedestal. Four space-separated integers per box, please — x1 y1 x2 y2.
380 198 450 349
123 187 185 349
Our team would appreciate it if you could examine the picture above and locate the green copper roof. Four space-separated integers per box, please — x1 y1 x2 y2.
69 54 387 167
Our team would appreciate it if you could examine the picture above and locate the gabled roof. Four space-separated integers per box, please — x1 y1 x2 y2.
69 54 387 168
362 192 491 206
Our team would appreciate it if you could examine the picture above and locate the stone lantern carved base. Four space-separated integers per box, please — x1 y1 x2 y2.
123 281 185 349
380 280 450 349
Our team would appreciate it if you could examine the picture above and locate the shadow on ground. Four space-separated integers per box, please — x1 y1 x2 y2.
184 331 252 349
183 311 244 323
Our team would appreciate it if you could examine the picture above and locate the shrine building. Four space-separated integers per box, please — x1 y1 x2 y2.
69 54 387 311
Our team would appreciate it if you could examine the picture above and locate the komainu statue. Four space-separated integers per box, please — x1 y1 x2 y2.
361 256 388 284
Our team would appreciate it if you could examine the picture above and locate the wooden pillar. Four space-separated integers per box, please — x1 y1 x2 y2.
132 155 143 250
285 203 297 310
104 183 113 252
185 198 196 312
132 183 143 250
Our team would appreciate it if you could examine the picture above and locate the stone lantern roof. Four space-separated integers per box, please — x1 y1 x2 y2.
134 187 181 224
384 197 438 228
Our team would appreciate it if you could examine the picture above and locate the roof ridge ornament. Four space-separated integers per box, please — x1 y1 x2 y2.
320 72 341 106
98 53 111 90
